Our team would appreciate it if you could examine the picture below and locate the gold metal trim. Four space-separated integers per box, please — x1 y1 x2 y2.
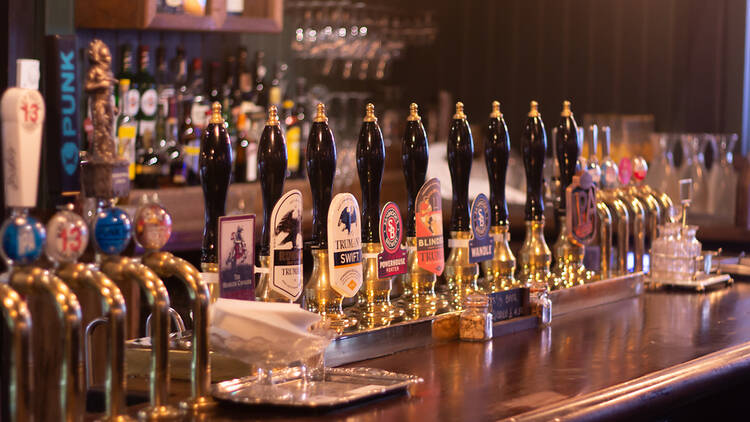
363 103 377 123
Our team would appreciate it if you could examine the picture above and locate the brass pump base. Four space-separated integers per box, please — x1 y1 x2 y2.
304 248 357 332
481 225 518 292
517 220 558 289
401 237 439 319
443 231 479 310
356 242 404 328
255 255 295 303
552 216 595 289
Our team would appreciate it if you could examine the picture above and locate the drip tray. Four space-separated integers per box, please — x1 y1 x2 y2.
124 272 643 382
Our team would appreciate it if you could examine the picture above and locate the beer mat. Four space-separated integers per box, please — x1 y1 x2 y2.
212 367 422 408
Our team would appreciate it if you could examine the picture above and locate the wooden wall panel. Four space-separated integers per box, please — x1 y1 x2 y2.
419 0 747 151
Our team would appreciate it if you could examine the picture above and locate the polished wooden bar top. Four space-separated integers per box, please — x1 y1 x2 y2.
104 282 750 421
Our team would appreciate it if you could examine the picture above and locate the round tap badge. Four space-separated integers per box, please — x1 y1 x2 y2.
632 156 648 183
0 214 45 266
46 208 89 264
94 207 132 255
468 193 493 263
133 203 173 251
380 202 402 254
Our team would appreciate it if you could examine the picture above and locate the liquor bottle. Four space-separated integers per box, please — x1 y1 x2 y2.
188 58 208 131
116 79 137 181
283 99 301 178
157 0 184 14
253 51 268 108
165 98 186 186
155 45 173 119
180 99 201 185
208 60 222 104
268 62 286 109
293 77 309 177
200 102 233 270
173 46 188 99
233 112 249 183
222 53 237 112
115 44 136 108
135 45 158 175
237 47 253 104
226 0 244 15
444 102 479 308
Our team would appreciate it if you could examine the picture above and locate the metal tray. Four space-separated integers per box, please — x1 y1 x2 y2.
647 273 733 291
211 366 422 408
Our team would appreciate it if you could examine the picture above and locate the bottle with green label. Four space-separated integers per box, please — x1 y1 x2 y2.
116 44 137 109
283 99 301 178
135 44 158 171
116 79 137 181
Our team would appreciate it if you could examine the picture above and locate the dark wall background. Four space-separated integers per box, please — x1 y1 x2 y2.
392 0 747 149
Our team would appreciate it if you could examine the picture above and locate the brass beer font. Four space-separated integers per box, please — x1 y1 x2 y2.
551 101 594 287
444 102 480 309
47 204 133 421
401 103 439 317
482 101 518 291
356 103 401 327
304 104 357 330
591 125 630 275
255 105 292 303
134 202 216 413
0 283 31 422
517 101 557 289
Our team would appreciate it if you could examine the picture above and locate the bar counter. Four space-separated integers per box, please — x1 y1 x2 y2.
100 282 750 421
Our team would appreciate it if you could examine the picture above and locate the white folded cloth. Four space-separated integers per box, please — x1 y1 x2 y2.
209 299 329 368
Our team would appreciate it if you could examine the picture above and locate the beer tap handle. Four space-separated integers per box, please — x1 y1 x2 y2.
447 102 474 232
200 102 232 268
258 105 287 255
306 103 337 248
1 59 44 210
522 101 547 221
0 58 46 265
485 101 510 226
402 103 429 238
556 100 580 214
356 103 385 244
